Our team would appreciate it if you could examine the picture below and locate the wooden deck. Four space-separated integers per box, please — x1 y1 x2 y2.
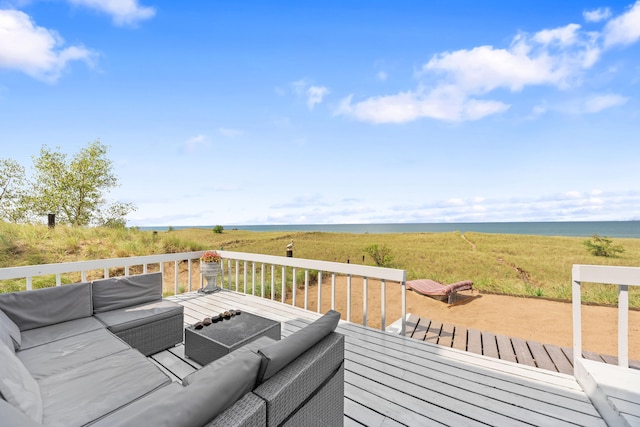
158 290 607 426
403 313 640 376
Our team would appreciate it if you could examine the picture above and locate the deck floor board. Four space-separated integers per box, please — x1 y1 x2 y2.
161 290 607 426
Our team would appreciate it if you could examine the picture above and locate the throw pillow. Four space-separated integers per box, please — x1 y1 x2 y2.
0 343 43 423
257 310 340 382
0 309 21 351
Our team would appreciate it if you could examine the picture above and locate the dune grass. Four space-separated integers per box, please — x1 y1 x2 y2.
1 222 639 307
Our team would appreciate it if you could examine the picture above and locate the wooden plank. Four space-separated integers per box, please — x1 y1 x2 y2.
438 322 455 347
452 325 467 351
583 350 605 362
545 344 574 375
412 317 430 341
495 334 517 363
528 341 556 372
467 328 482 355
404 313 420 338
344 398 384 427
512 337 536 367
481 331 499 359
424 319 442 344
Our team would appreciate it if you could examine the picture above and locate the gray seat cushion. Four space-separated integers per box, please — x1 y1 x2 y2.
257 310 340 382
0 309 21 351
0 282 92 331
92 273 162 314
93 351 263 427
39 349 170 427
93 299 183 333
19 316 105 350
0 343 42 423
0 398 41 427
18 329 130 380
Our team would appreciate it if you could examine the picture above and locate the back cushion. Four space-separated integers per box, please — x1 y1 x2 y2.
92 272 162 313
0 343 43 423
0 309 21 351
0 282 92 331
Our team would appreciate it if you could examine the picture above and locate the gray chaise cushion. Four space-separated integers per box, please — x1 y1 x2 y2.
0 309 21 351
0 343 42 423
39 349 170 427
92 272 162 313
18 329 130 380
19 316 105 350
93 299 183 333
94 351 262 427
257 310 340 382
0 399 41 427
0 282 92 331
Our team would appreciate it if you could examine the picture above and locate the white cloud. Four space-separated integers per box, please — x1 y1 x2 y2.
184 134 209 154
292 79 329 110
583 93 628 113
584 7 612 23
67 0 155 26
376 71 388 81
306 85 329 109
603 1 640 47
0 10 95 82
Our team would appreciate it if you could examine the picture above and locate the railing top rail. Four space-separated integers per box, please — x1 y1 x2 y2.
572 264 640 286
0 251 207 280
217 250 407 283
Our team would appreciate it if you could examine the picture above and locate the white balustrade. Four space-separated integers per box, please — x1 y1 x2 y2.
0 249 408 333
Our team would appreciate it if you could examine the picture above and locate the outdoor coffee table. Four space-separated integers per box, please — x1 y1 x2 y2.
184 311 281 365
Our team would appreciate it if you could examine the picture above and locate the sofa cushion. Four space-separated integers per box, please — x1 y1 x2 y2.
19 316 105 350
18 328 130 380
93 351 263 427
38 348 170 427
0 399 41 427
0 282 92 331
92 272 162 313
257 310 340 382
0 343 42 423
0 309 21 351
93 299 183 333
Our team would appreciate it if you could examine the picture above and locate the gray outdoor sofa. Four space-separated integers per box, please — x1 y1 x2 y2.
0 272 345 426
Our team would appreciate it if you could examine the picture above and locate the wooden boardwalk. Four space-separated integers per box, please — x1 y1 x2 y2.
155 290 608 426
404 313 640 375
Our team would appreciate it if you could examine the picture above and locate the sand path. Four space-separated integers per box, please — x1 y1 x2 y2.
289 276 640 360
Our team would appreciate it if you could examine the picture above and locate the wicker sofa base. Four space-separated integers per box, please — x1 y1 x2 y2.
114 312 184 356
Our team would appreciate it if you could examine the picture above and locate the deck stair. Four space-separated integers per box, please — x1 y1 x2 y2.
396 313 640 376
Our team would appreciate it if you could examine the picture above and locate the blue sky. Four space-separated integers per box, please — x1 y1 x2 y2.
1 1 639 227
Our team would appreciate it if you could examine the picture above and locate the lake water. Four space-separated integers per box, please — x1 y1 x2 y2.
142 221 640 238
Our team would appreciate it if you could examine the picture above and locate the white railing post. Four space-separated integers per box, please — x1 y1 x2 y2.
363 277 368 327
271 265 275 301
235 260 240 292
281 266 286 304
347 274 352 323
304 270 309 310
252 262 256 296
317 271 322 313
174 261 179 295
401 280 406 336
331 273 336 310
243 261 248 294
381 279 386 330
292 267 297 307
572 274 582 364
260 264 265 298
619 284 629 368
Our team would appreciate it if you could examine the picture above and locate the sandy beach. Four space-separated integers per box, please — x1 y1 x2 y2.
289 276 640 360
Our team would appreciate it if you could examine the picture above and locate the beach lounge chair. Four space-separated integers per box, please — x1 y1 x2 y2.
406 279 473 304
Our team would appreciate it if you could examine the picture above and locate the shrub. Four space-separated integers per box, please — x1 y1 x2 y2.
213 225 224 234
583 234 625 257
363 244 394 267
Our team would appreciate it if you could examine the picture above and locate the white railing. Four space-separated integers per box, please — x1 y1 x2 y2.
572 264 640 368
0 250 408 333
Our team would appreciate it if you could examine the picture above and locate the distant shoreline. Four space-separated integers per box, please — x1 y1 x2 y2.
139 220 640 238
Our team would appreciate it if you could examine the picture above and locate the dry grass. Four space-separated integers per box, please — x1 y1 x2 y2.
2 222 639 307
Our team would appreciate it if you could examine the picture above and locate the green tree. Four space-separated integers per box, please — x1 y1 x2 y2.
213 225 224 234
26 141 136 227
0 158 27 223
364 243 394 267
583 234 625 257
